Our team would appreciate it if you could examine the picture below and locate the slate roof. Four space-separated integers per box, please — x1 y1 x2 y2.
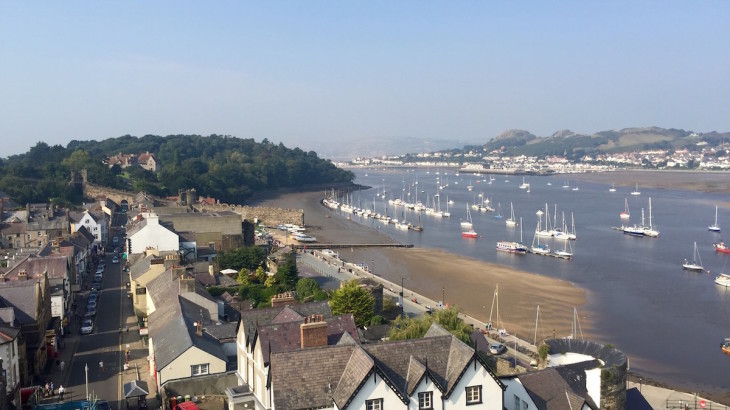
516 365 599 410
0 308 17 326
0 221 27 235
5 255 69 280
126 218 148 237
129 255 154 281
0 279 41 324
147 294 228 370
257 314 358 366
203 321 238 342
237 301 332 348
269 323 504 410
193 272 238 287
0 324 21 343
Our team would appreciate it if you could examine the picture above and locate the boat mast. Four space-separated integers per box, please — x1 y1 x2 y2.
534 305 540 345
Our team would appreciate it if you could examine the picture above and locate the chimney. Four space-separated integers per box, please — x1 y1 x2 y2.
195 320 203 337
0 274 5 283
208 264 215 278
179 276 195 295
300 315 328 349
270 292 296 308
18 269 28 280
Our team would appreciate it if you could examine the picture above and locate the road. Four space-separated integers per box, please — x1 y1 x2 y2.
65 251 126 408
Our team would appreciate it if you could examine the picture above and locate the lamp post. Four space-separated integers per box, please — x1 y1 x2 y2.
85 363 89 401
442 287 445 308
400 277 405 318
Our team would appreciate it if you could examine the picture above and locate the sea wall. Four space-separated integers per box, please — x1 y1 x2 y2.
195 204 303 227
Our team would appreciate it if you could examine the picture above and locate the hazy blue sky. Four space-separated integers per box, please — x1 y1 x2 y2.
1 1 729 157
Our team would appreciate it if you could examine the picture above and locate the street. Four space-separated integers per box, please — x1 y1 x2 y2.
65 251 126 407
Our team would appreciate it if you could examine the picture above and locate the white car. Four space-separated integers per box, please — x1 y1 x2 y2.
81 319 94 335
112 257 119 264
489 343 507 355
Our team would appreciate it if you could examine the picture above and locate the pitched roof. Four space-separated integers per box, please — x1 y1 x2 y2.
269 323 504 410
0 279 41 324
517 366 599 410
5 255 69 280
257 314 358 366
237 301 332 348
129 255 154 281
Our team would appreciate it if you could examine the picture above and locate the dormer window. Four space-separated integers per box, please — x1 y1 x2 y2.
418 391 433 409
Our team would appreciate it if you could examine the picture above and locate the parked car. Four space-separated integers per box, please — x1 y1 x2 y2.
91 283 101 292
94 273 103 282
112 257 119 264
87 299 97 308
85 307 97 317
81 319 94 335
112 236 119 244
489 343 507 355
88 293 97 302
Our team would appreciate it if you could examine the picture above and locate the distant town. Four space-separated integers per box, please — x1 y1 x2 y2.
344 136 730 174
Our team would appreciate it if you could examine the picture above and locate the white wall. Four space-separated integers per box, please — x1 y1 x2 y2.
129 215 179 254
409 377 443 410
501 378 534 410
585 367 601 406
445 359 503 409
0 339 20 393
347 372 404 410
157 346 227 387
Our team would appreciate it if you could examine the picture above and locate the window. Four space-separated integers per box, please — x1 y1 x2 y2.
466 385 482 405
191 363 209 376
365 399 383 410
38 231 42 236
418 391 433 409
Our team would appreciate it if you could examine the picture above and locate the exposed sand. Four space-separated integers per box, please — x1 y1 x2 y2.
251 188 587 340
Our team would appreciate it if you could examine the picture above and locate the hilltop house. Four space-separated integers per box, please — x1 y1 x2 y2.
137 151 161 172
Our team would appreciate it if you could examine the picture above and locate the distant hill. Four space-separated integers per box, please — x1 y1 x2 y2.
306 136 480 161
479 127 730 158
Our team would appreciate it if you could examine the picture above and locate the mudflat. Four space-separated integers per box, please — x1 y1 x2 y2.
251 189 587 339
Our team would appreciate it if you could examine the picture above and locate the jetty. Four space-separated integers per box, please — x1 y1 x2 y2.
290 243 414 250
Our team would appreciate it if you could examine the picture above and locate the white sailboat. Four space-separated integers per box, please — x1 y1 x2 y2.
642 197 659 238
460 204 473 228
505 202 517 227
552 238 573 260
442 196 451 218
535 204 553 237
631 183 641 196
609 183 616 192
530 221 550 255
708 205 721 232
519 177 530 189
682 242 704 271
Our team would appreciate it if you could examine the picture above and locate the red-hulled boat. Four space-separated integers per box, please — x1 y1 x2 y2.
462 230 478 239
714 241 730 254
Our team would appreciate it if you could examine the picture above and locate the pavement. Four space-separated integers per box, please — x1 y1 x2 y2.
629 381 728 410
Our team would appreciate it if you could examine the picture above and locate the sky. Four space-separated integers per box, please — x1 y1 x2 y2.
1 1 729 157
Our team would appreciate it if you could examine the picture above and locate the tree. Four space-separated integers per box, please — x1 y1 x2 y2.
387 307 473 345
217 246 267 272
330 280 375 327
237 268 250 285
254 266 267 283
264 275 277 288
274 253 298 289
296 278 320 300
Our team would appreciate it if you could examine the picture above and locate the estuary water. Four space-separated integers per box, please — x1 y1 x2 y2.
346 168 730 394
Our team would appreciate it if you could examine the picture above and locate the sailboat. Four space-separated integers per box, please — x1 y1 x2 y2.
486 285 508 336
493 203 503 219
460 204 473 228
609 183 616 192
552 238 573 260
442 196 451 218
519 177 530 189
535 204 553 237
631 183 641 196
461 206 478 238
642 197 659 238
708 205 721 232
505 202 517 227
682 242 704 271
620 198 630 219
530 221 550 256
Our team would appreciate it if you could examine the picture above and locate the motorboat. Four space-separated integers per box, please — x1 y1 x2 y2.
715 273 730 287
461 229 478 239
496 241 527 254
722 339 730 355
714 241 730 254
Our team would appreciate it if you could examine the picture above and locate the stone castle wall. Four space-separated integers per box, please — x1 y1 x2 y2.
194 204 303 227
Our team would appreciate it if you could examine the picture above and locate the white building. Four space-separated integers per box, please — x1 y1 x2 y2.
70 210 108 245
126 213 179 254
0 325 21 397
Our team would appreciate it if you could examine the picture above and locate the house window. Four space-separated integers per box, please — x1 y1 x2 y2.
191 363 209 376
466 385 482 405
38 231 42 236
418 391 433 409
365 399 383 410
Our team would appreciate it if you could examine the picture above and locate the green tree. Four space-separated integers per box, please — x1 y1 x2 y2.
296 278 320 300
237 268 250 285
274 252 298 289
387 307 473 345
217 246 267 272
330 280 375 327
264 275 277 288
254 266 267 283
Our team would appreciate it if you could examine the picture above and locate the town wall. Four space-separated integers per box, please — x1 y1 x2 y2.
194 204 303 227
